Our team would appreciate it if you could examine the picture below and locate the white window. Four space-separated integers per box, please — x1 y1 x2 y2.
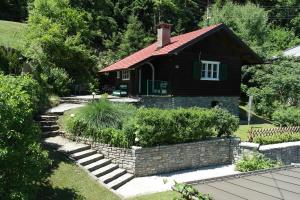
122 70 130 80
201 60 220 80
116 71 120 79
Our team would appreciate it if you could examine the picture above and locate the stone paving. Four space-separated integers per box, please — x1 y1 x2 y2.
117 164 239 198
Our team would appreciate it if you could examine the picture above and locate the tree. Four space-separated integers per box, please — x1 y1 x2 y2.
23 0 97 93
246 58 300 117
118 15 153 58
200 1 269 57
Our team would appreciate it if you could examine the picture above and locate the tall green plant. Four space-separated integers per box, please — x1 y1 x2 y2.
0 74 50 200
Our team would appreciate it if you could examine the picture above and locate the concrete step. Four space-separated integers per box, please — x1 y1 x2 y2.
42 125 59 132
92 164 118 177
39 121 57 126
70 149 97 160
99 168 126 183
60 99 89 104
84 159 111 172
45 112 64 116
41 130 61 138
107 173 134 190
63 144 91 155
39 115 58 121
77 154 104 166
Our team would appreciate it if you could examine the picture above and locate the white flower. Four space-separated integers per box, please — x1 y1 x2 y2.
135 137 139 142
70 114 75 118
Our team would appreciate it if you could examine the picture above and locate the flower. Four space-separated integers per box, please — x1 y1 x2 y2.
70 114 75 118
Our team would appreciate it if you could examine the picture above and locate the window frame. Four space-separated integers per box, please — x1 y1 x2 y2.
116 71 120 79
122 70 130 80
200 60 220 81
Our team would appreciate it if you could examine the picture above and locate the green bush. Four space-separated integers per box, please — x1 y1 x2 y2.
272 107 300 127
254 133 300 145
235 153 281 172
46 67 73 96
125 107 238 147
0 74 50 199
172 182 213 200
213 108 239 137
65 98 137 148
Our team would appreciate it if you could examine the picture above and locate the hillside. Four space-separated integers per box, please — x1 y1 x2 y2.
0 20 26 49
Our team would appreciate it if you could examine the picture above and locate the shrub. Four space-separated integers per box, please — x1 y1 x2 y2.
254 133 300 145
272 107 300 127
213 108 239 137
46 67 73 96
65 98 137 148
235 153 281 172
125 107 238 147
172 182 213 200
0 74 50 199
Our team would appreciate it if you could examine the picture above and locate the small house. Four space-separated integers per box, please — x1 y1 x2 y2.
98 23 262 115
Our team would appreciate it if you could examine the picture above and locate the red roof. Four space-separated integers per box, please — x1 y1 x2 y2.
100 23 223 73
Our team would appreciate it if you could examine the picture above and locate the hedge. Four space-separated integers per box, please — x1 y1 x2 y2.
65 100 239 148
272 107 300 127
253 133 300 145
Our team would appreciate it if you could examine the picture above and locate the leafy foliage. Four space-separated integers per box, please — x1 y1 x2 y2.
125 107 238 147
24 0 97 90
254 133 300 145
235 153 282 172
202 1 300 58
272 107 300 127
172 182 213 200
0 74 50 200
246 58 300 117
213 108 239 137
0 46 24 74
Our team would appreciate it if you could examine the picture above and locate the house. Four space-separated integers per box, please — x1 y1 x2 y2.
98 23 262 115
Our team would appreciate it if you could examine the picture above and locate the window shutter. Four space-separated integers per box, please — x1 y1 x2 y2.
193 61 201 80
219 63 228 81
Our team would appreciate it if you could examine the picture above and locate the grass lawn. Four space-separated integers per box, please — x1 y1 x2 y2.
234 106 275 141
38 146 178 200
0 20 26 49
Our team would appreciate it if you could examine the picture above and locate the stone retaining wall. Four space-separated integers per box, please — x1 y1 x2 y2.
134 138 240 176
69 135 240 177
238 141 300 165
139 96 239 115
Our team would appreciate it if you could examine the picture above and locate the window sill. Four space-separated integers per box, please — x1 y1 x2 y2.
200 78 219 81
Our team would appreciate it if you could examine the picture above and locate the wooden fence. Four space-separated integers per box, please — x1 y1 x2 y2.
248 126 300 142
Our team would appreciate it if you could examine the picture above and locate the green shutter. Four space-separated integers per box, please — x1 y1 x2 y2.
193 61 201 80
219 63 228 81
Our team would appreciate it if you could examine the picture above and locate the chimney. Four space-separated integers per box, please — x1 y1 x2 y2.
157 23 172 48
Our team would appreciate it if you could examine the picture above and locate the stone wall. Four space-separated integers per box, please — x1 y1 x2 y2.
69 135 240 177
139 96 239 115
134 137 240 176
238 141 300 165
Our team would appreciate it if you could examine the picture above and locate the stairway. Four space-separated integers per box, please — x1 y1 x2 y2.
39 111 134 190
38 112 63 137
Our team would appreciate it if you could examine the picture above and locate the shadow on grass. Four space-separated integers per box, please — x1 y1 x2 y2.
36 145 84 200
239 106 272 125
36 182 85 200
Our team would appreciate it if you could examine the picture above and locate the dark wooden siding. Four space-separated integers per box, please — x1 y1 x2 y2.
149 31 242 96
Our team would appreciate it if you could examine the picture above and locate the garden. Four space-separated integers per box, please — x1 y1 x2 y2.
59 97 240 149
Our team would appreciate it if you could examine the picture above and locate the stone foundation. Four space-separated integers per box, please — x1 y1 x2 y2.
72 136 240 177
139 96 239 115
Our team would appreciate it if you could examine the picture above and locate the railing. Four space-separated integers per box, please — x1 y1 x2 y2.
248 126 300 142
146 80 169 95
